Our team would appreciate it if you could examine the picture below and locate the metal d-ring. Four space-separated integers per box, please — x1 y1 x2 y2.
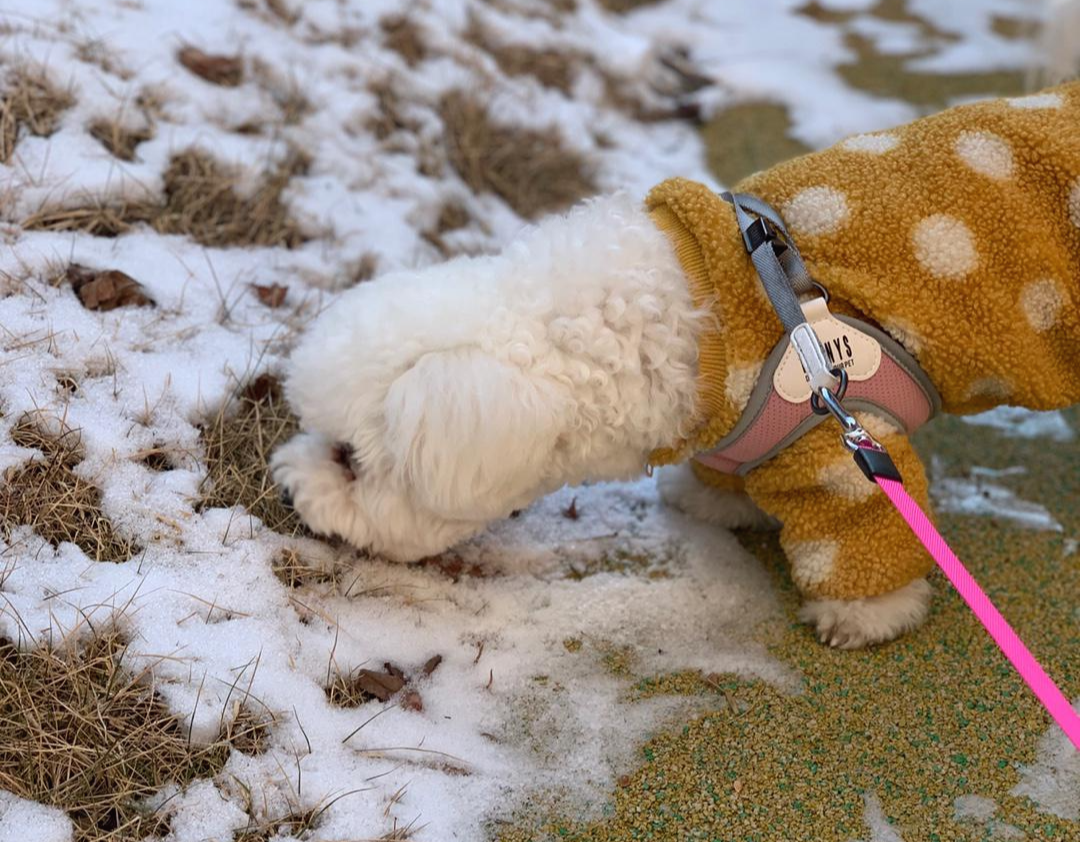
810 367 850 420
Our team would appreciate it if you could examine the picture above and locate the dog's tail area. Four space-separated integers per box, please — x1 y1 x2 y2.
1038 0 1080 83
382 348 570 520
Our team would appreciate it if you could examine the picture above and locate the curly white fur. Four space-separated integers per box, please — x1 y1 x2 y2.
273 193 704 560
273 191 931 648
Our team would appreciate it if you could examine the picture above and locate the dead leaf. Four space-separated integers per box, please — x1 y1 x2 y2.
562 497 579 520
353 667 406 702
401 690 423 712
66 264 154 311
177 46 243 86
251 282 287 308
421 654 443 676
420 552 485 582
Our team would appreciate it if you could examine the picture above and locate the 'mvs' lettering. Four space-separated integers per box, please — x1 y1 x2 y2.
821 334 854 367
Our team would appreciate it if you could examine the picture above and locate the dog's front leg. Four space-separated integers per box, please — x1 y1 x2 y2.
743 414 935 648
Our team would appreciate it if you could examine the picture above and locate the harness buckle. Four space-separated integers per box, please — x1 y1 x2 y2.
743 216 781 254
790 322 843 396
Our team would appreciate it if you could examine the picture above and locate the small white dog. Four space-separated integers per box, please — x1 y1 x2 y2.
271 191 915 646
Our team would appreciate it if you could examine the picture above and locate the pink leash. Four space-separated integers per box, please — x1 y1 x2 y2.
874 471 1080 750
808 378 1080 748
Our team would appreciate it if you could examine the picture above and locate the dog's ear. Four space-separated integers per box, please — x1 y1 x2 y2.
382 348 569 519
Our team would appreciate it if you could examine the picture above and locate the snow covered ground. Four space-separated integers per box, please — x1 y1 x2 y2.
0 0 1074 840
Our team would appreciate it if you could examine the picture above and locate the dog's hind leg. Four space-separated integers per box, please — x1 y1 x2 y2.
657 461 778 530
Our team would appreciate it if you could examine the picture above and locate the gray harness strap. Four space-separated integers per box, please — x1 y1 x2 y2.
720 191 841 398
720 191 816 331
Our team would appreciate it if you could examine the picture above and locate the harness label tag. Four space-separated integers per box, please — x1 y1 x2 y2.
773 298 882 403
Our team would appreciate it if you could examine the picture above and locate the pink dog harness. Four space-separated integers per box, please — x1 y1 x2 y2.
693 297 941 476
714 192 1080 748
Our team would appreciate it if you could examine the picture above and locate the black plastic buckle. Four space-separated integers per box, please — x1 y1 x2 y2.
743 217 776 253
852 446 903 484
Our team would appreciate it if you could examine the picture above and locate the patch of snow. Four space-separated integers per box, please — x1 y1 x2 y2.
953 794 1026 839
955 793 998 821
931 460 1063 532
849 792 905 842
961 407 1075 442
1011 699 1080 819
0 791 73 842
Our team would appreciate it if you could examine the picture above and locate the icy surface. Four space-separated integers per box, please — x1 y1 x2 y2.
850 792 906 842
931 463 1063 532
961 407 1075 442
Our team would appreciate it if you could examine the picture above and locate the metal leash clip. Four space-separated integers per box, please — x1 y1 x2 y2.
809 367 903 484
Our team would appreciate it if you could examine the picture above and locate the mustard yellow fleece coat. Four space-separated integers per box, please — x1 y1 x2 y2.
647 82 1080 601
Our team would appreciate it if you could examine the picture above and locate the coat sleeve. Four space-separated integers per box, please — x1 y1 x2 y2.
742 412 935 600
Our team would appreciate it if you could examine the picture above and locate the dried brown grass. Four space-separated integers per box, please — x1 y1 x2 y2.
151 150 308 247
421 200 471 257
0 629 253 842
177 46 243 87
1 68 75 163
272 548 336 588
466 18 581 93
596 0 661 12
380 16 428 67
233 808 322 841
326 662 407 708
367 78 420 141
23 149 309 249
250 59 312 127
198 375 306 537
1 417 137 562
440 90 595 219
88 118 153 161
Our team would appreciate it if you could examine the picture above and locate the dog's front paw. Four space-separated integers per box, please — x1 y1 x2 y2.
798 578 932 649
271 432 330 501
270 432 359 540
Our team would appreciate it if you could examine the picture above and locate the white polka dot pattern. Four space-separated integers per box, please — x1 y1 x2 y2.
1069 178 1080 228
818 458 877 501
881 318 927 357
912 214 978 279
1020 279 1065 332
1006 93 1064 110
725 361 763 412
790 540 839 590
782 186 849 236
841 133 899 154
955 131 1013 180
